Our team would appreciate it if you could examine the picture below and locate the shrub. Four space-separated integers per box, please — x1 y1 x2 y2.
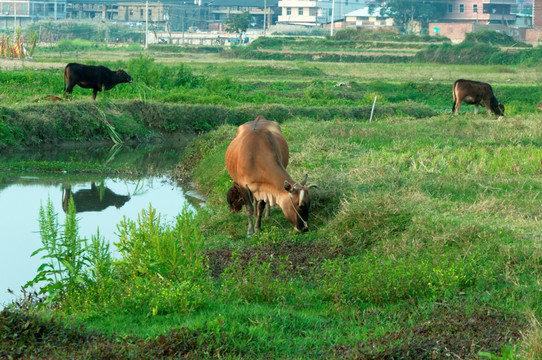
115 205 207 282
465 30 530 47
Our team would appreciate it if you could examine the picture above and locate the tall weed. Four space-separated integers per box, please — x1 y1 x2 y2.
115 205 207 282
25 197 88 304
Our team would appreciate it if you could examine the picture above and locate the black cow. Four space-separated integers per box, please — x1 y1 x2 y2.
62 182 131 213
63 63 132 100
452 79 504 116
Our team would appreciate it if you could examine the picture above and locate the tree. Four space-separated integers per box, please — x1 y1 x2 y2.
377 0 447 33
225 12 250 35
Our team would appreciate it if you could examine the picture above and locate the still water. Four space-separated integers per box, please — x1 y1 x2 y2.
0 143 203 307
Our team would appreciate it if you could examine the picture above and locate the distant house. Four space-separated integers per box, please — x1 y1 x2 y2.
277 0 368 27
428 0 517 42
207 0 278 32
344 6 393 28
66 0 206 32
0 0 67 28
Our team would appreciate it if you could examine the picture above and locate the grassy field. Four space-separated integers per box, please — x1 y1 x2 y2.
2 38 542 359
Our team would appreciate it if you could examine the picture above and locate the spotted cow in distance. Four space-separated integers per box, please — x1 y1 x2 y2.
225 116 318 236
63 63 132 100
452 79 504 116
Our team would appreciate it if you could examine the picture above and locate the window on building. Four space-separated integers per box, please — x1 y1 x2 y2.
473 4 477 13
448 4 452 13
286 7 291 15
148 9 152 16
459 4 464 13
140 9 143 16
298 8 303 15
328 8 332 16
130 9 134 15
309 7 317 16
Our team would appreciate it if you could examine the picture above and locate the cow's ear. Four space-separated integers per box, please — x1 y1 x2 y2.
284 180 293 192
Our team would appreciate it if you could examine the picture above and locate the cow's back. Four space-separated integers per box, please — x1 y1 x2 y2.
226 117 289 190
65 63 111 84
454 79 493 98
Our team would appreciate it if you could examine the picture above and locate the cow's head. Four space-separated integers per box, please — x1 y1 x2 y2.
227 182 244 213
283 174 318 233
497 103 505 116
116 69 133 84
490 97 505 116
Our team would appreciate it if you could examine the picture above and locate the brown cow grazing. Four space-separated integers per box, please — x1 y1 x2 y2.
225 116 317 236
64 63 132 100
452 79 504 116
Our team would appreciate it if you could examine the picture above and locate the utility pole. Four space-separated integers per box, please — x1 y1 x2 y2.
330 0 334 36
263 0 267 36
145 0 148 49
14 0 17 35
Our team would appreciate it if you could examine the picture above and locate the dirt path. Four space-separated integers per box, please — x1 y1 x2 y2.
0 58 65 70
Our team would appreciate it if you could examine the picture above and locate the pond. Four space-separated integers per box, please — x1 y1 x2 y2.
0 142 204 308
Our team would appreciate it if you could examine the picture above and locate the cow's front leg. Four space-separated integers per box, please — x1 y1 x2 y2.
254 200 266 233
92 89 98 100
474 104 479 114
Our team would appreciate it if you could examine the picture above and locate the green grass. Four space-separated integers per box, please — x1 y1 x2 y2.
4 45 542 358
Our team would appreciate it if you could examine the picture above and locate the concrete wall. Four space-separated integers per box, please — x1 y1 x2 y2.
428 22 473 42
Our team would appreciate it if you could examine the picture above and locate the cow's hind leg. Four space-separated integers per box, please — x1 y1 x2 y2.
241 188 256 236
92 89 98 100
64 82 75 99
454 100 462 115
474 104 479 114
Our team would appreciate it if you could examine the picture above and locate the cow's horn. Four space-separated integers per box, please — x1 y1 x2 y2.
300 174 308 186
299 190 305 207
308 184 320 190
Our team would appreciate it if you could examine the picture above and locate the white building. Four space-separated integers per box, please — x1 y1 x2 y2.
277 0 368 26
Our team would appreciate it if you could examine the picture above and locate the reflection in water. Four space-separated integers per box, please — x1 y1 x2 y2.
62 182 131 213
0 173 204 308
0 141 200 307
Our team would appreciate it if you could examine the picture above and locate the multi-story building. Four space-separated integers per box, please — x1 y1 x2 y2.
207 0 278 32
66 0 206 32
429 0 517 41
0 0 67 28
441 0 516 24
276 0 367 27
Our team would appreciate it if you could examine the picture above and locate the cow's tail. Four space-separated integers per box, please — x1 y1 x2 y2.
63 66 67 92
452 81 458 113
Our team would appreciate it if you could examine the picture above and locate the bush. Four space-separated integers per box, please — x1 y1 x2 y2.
465 30 531 47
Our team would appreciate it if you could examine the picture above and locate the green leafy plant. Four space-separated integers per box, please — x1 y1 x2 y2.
25 197 87 304
115 205 207 282
479 343 521 360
